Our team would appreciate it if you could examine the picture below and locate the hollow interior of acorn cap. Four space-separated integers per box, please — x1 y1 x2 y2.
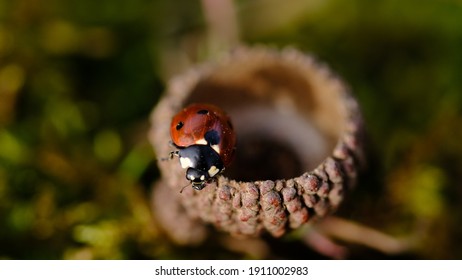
184 54 346 181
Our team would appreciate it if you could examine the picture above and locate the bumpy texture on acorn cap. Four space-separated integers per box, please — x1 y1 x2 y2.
149 46 365 245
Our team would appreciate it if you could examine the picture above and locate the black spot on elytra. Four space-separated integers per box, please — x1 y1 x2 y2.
176 121 184 130
204 130 220 145
197 109 209 115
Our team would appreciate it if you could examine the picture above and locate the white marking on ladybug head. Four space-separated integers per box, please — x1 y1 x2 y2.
179 157 193 169
208 165 220 177
200 175 205 181
195 138 207 145
211 144 220 154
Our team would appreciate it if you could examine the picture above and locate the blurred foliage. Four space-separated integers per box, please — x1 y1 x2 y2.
0 0 462 259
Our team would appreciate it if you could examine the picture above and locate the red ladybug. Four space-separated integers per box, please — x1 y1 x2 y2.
169 103 236 190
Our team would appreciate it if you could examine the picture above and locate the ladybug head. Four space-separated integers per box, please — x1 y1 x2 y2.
185 167 209 190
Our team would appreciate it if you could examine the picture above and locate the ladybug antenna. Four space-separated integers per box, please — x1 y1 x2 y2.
179 182 191 194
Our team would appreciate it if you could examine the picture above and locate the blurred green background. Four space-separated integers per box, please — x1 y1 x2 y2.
1 0 462 259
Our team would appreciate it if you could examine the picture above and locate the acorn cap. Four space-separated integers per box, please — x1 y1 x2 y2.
149 46 365 244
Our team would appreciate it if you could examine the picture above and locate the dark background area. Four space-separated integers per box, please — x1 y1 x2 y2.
0 0 462 259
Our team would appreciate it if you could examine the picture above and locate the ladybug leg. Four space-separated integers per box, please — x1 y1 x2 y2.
204 175 219 188
158 150 179 162
159 141 182 161
168 150 179 159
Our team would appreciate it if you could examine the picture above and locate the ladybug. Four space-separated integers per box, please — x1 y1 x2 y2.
169 103 236 191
